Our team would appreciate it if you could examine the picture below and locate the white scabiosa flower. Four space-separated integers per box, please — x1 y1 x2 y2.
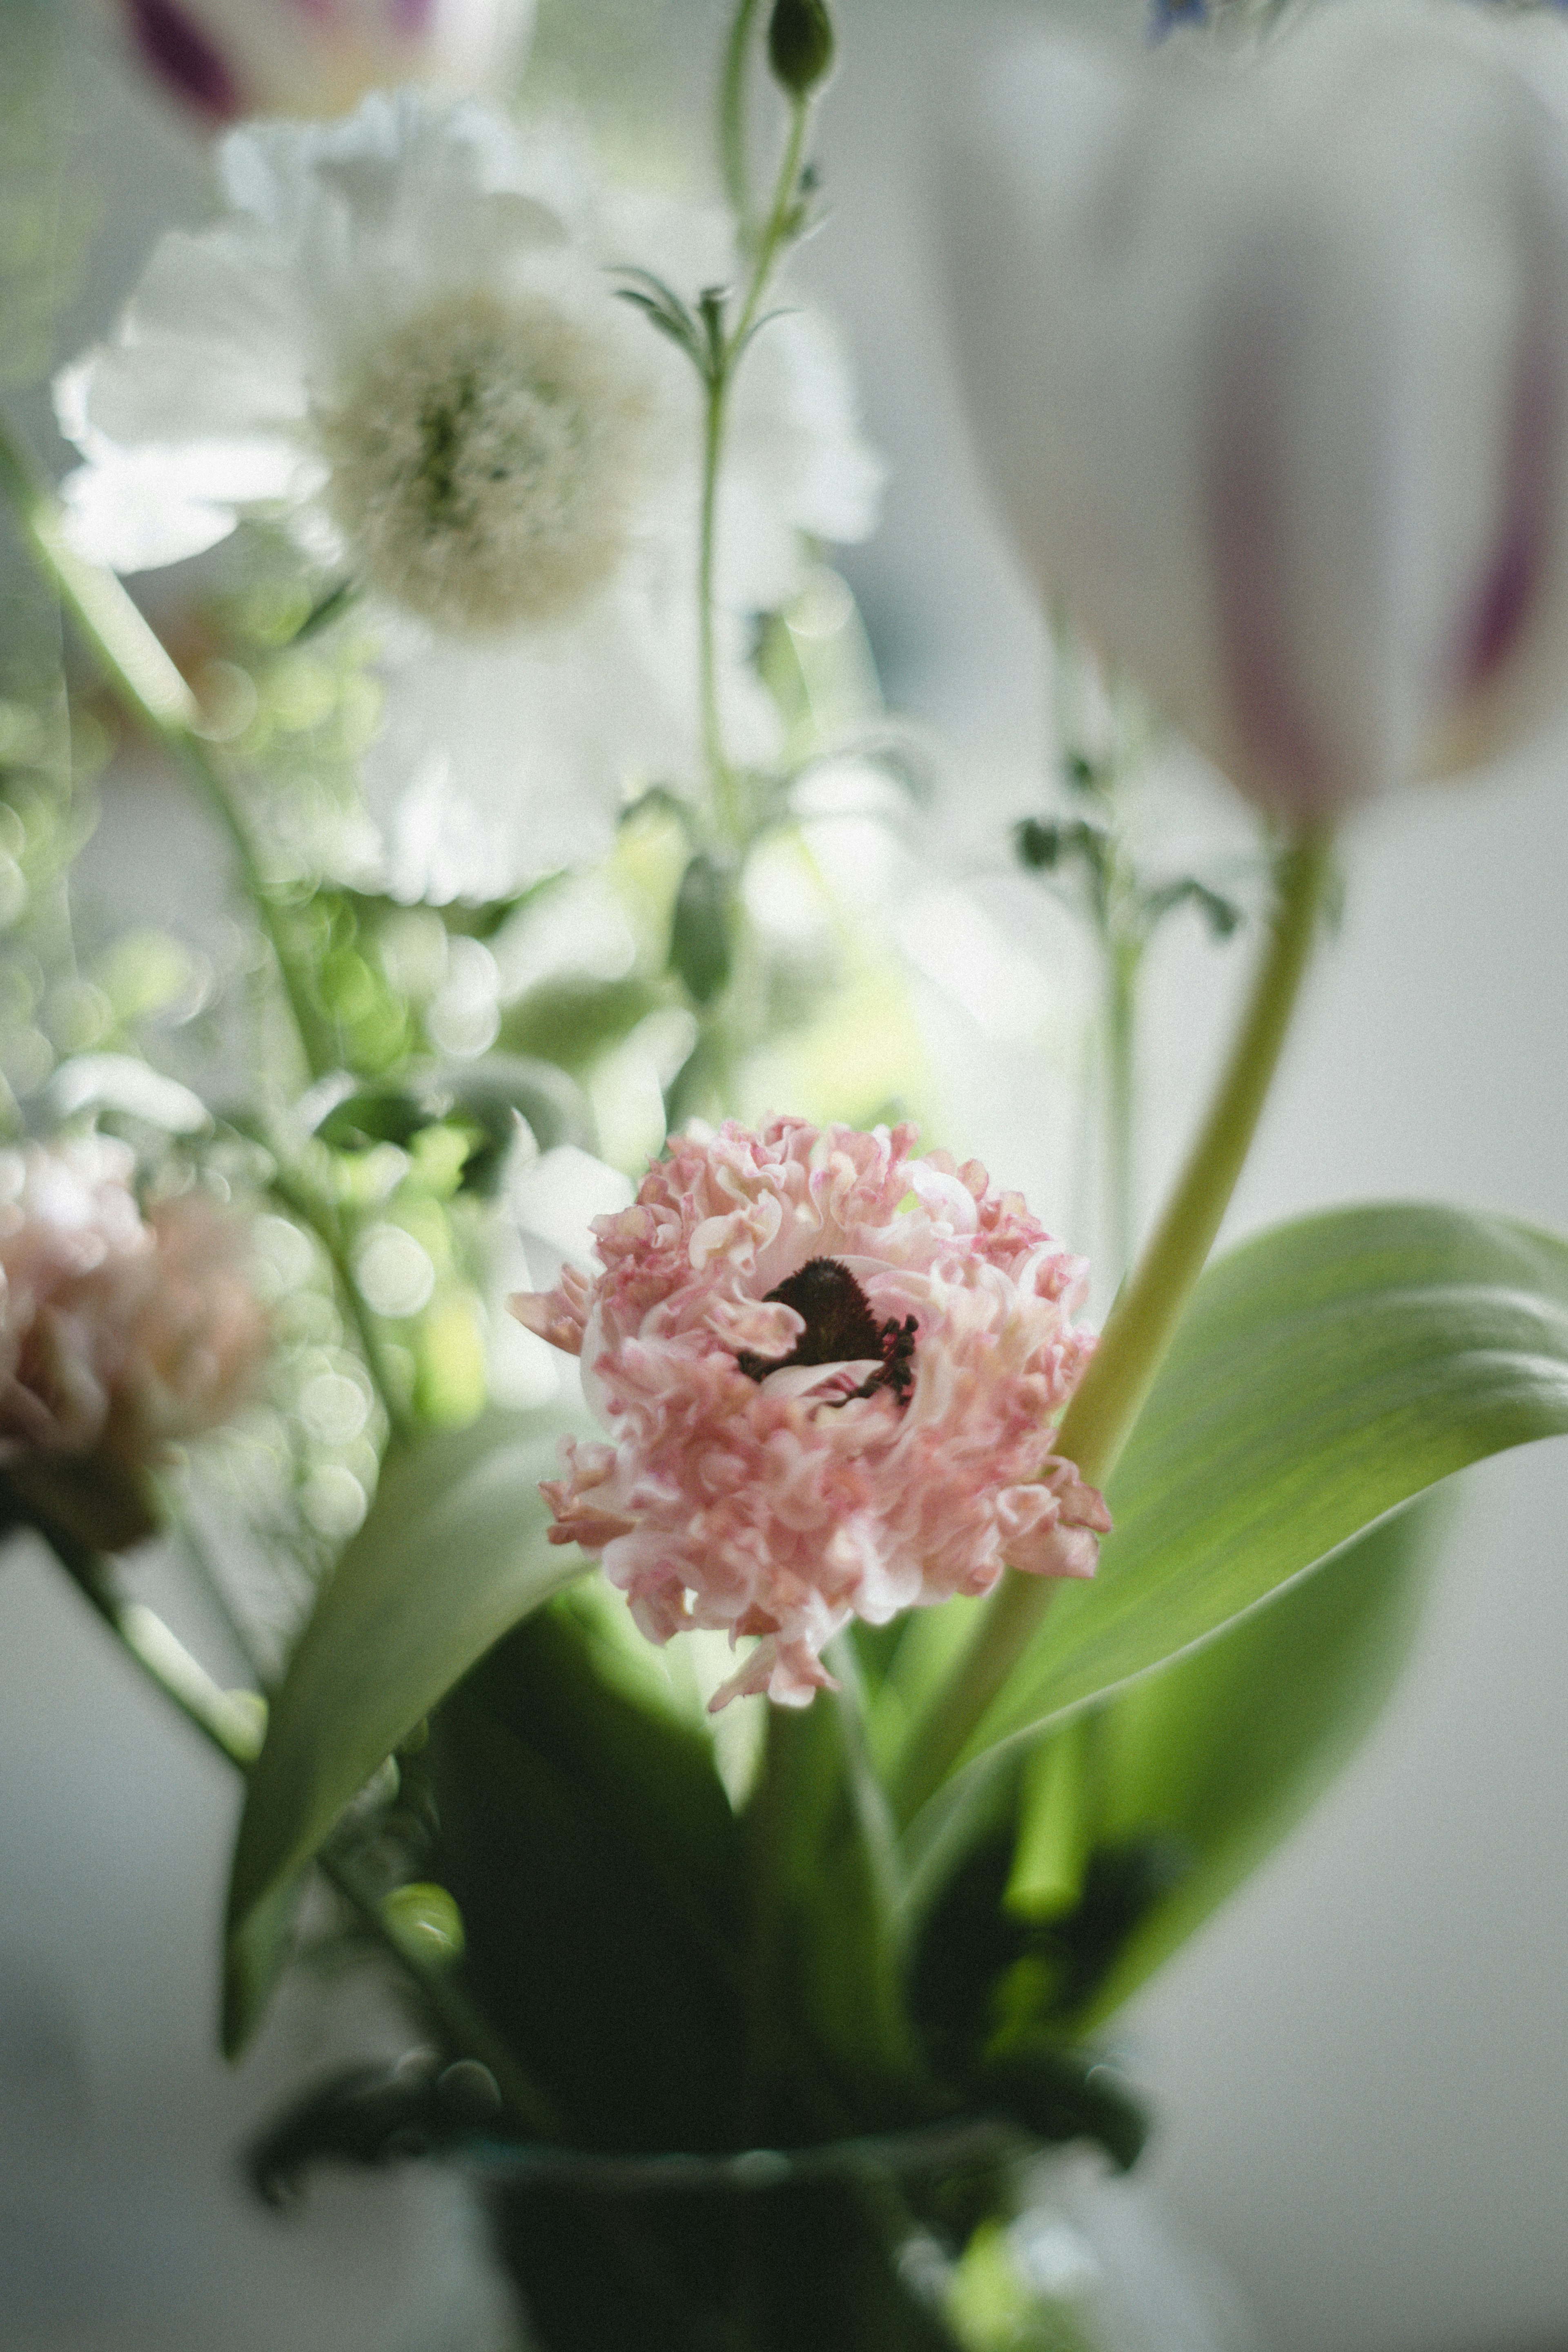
941 0 1568 824
56 93 882 900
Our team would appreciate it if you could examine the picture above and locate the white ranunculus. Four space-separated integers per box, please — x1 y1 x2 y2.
56 92 882 900
100 0 534 124
941 1 1568 823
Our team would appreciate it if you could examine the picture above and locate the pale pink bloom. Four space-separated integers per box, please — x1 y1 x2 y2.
0 1138 267 1530
512 1117 1107 1710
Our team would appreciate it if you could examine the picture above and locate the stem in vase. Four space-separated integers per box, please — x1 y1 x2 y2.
719 0 765 247
895 824 1335 1822
697 91 812 849
0 412 334 1084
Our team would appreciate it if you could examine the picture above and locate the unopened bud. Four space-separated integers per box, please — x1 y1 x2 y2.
767 0 834 97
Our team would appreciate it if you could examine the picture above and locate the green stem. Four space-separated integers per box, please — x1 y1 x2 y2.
268 1169 416 1447
0 412 332 1083
53 1535 556 2132
732 96 809 356
697 373 737 839
1105 926 1142 1289
719 0 764 245
172 1507 274 1691
65 1538 267 1763
697 92 812 846
740 1704 790 2145
895 826 1334 1822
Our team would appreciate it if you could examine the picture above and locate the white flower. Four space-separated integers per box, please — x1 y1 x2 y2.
102 0 535 125
940 1 1568 822
56 92 882 899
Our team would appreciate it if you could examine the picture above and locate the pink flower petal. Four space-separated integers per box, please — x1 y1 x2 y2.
535 1116 1107 1705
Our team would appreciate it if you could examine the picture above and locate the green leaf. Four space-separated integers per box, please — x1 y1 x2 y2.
1067 1493 1445 2027
429 1590 749 2151
938 1202 1568 1783
669 852 737 1005
756 1644 922 2110
223 1406 584 2054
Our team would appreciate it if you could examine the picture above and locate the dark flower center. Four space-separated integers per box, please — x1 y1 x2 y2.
737 1257 916 1406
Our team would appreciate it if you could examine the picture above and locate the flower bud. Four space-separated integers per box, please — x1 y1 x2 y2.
767 0 835 99
669 854 736 1005
941 1 1568 822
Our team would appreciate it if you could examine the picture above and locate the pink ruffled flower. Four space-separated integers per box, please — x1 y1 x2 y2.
512 1117 1108 1710
0 1137 267 1547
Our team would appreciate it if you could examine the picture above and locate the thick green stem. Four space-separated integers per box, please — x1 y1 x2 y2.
1105 927 1142 1289
53 1535 555 2132
895 826 1334 1822
0 413 332 1082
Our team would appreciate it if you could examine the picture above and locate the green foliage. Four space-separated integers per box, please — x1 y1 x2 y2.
501 973 666 1071
247 2051 504 2207
751 1660 923 2123
429 1588 750 2152
944 2216 1099 2352
670 851 738 1004
1067 1494 1442 2027
916 1202 1568 1787
312 1053 593 1192
223 1407 585 2053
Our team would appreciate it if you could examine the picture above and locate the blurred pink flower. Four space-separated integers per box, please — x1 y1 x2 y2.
513 1117 1106 1710
104 0 533 124
0 1138 267 1547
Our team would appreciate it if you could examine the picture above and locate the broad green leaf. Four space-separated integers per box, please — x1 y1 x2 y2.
429 1596 749 2151
1067 1494 1445 2029
939 1202 1568 1782
759 1642 922 2106
224 1405 583 2054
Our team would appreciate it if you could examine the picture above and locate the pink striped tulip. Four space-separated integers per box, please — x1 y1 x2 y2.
942 2 1568 821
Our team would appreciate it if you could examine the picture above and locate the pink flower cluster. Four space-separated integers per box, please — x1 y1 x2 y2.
513 1118 1108 1709
0 1138 266 1508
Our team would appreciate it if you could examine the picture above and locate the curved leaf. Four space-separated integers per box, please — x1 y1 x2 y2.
1069 1493 1446 2028
224 1405 583 2054
943 1201 1568 1779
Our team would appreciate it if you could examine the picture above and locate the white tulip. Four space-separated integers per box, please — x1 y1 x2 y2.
941 1 1568 822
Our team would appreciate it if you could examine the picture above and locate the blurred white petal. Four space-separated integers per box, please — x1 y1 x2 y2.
56 90 881 898
943 0 1568 819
